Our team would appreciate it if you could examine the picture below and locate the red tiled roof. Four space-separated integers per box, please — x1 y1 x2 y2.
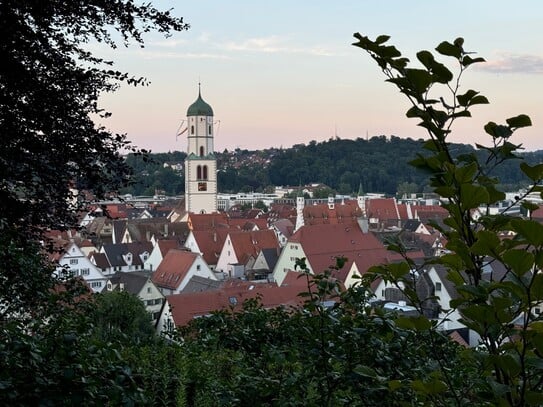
152 249 198 290
303 200 362 226
90 251 110 269
397 203 410 220
191 229 230 265
188 213 230 231
157 239 183 257
228 218 268 231
413 205 448 222
229 229 280 265
289 223 390 280
365 198 400 221
167 283 307 326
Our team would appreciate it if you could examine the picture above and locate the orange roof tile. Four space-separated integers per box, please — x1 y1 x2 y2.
289 223 390 280
167 283 307 326
157 239 184 257
229 230 280 265
365 198 400 221
192 229 230 265
188 213 230 231
152 249 198 290
303 200 362 226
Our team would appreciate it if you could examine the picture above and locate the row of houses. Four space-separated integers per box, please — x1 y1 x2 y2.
53 194 526 346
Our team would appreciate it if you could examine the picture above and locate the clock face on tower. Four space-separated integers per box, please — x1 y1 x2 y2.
198 182 207 191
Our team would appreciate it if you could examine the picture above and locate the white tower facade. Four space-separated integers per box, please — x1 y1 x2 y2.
184 87 217 214
295 192 305 232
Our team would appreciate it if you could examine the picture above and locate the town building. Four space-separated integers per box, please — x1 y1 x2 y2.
184 85 217 214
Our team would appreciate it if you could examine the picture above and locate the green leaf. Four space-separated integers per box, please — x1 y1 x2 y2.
453 37 464 47
462 55 486 67
470 95 489 105
354 364 378 378
525 391 543 405
520 162 543 182
396 315 431 331
502 249 534 276
375 35 390 44
471 230 501 256
484 121 513 138
431 61 453 83
531 273 543 300
460 184 490 208
522 200 540 212
510 219 543 246
411 377 448 395
506 114 532 129
457 89 478 107
416 50 434 69
404 68 433 93
388 380 402 391
454 162 477 183
436 41 462 58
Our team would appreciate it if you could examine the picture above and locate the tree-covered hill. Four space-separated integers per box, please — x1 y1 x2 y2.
121 137 543 196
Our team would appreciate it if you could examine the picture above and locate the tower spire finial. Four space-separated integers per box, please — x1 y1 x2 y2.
198 79 201 96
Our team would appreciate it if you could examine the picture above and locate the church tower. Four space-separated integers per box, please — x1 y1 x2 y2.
184 85 217 214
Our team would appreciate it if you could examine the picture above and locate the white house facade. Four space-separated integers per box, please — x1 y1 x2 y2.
56 242 108 293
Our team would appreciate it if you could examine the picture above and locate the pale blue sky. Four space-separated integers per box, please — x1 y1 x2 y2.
97 1 543 152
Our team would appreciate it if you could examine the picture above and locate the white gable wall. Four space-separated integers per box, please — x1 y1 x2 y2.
215 235 239 274
272 242 309 286
56 243 108 293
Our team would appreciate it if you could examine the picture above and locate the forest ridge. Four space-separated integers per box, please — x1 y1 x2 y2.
122 136 543 196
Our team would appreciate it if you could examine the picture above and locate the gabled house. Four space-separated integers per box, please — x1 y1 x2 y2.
145 239 184 272
55 242 108 293
252 247 280 272
372 261 511 346
117 218 190 244
270 218 294 247
228 218 268 231
157 282 306 331
267 203 297 225
184 228 230 271
152 249 217 295
364 198 403 230
216 229 280 278
301 198 363 226
272 222 393 287
403 219 431 235
89 251 112 275
108 271 165 323
100 241 153 273
412 204 449 225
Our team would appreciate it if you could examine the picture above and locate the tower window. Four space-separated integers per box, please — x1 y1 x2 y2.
200 146 204 157
208 125 212 135
197 165 202 180
191 125 194 135
203 165 208 180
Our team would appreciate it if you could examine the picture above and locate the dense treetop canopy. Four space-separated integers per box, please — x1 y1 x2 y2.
0 0 187 236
